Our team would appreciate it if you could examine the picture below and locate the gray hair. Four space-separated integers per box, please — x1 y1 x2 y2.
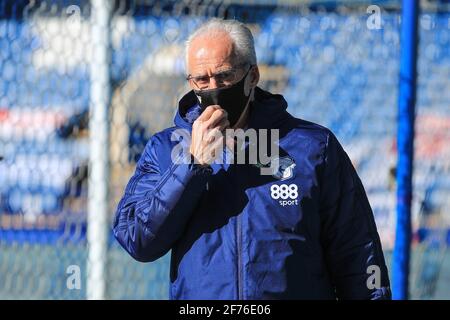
185 18 257 68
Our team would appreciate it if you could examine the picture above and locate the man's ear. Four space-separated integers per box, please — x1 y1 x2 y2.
245 65 260 96
250 65 260 88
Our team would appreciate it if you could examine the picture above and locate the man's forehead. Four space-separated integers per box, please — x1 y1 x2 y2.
187 32 235 70
189 60 232 75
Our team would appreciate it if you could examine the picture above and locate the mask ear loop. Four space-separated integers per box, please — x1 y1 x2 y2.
243 65 255 97
236 71 256 130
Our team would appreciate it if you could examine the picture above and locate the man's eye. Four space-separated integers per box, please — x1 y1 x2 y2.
216 71 234 82
195 76 209 84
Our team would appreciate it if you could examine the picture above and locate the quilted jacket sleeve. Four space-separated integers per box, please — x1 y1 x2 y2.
319 132 391 300
112 134 210 262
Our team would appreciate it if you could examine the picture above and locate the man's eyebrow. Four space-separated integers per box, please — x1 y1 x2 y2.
216 68 234 73
190 72 208 78
190 67 234 78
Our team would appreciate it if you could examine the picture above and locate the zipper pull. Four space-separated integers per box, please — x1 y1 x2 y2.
206 181 209 191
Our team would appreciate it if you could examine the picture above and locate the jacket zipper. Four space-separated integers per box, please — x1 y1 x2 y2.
235 151 243 300
236 139 250 300
237 213 243 300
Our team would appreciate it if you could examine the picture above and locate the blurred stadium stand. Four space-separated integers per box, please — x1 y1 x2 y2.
0 0 449 299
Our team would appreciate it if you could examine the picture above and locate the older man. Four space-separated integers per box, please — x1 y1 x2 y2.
113 18 391 300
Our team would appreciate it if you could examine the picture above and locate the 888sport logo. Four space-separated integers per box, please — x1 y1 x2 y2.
270 184 299 206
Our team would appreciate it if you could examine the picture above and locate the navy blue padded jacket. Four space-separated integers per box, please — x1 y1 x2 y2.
113 87 391 300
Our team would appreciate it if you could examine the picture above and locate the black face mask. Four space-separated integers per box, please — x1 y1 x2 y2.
194 67 252 127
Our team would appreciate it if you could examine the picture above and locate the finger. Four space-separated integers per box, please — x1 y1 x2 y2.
197 105 221 122
204 127 223 144
201 135 225 164
224 134 236 152
204 109 228 129
215 118 230 132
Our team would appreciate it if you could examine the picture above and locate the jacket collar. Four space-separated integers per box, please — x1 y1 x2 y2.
174 86 293 130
